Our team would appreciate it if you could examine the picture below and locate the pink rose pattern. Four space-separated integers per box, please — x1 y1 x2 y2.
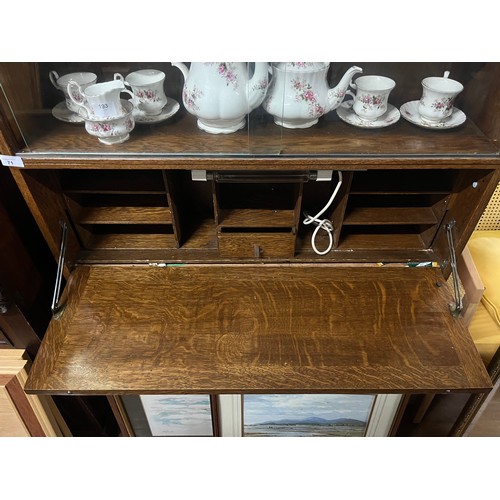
357 93 384 110
90 117 133 136
70 90 84 103
427 96 454 112
205 62 238 89
292 79 325 117
183 86 204 111
252 78 268 92
135 88 161 103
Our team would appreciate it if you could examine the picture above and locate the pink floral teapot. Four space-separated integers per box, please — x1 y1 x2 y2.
171 62 269 134
263 62 363 128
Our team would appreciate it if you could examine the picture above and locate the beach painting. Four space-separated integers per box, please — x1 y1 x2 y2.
140 395 214 436
243 394 375 437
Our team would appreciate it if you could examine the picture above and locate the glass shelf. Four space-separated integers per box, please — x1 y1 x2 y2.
1 62 499 160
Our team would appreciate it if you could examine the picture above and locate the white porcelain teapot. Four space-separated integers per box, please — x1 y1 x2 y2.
263 62 363 128
171 62 269 134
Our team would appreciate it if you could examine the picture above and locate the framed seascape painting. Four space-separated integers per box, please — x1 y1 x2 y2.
242 394 376 437
115 393 402 437
120 395 218 436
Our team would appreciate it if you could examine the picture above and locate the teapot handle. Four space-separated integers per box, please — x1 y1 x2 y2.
49 71 60 89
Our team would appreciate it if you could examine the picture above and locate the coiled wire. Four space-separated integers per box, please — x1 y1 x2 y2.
302 171 343 255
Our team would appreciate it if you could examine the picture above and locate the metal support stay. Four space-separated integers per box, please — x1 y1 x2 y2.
445 220 463 317
51 220 68 318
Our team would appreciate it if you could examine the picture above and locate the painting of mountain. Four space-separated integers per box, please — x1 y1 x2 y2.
243 394 374 437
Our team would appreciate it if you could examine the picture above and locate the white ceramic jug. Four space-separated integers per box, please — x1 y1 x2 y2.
68 78 134 119
263 62 363 128
171 62 269 134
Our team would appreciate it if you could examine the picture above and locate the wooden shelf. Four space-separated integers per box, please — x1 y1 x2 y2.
78 206 172 225
87 233 177 250
338 232 426 250
14 109 499 159
343 207 438 225
218 208 295 228
24 265 491 395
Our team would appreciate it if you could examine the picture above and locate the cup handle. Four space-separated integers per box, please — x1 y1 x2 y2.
67 80 92 116
443 71 450 78
121 88 139 107
114 73 125 82
49 71 60 89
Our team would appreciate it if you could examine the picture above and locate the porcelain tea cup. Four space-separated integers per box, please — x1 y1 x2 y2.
418 72 463 122
348 75 396 122
81 99 135 145
49 70 97 114
115 70 168 116
68 78 134 119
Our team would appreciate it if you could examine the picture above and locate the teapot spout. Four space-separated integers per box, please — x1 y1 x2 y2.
171 62 189 82
247 62 269 110
327 65 363 112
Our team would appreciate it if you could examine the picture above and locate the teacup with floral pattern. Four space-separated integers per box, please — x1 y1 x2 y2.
418 74 463 123
115 69 168 116
49 70 97 114
82 99 135 145
349 75 396 122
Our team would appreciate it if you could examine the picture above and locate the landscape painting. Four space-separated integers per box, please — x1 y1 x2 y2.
139 395 214 436
243 394 375 437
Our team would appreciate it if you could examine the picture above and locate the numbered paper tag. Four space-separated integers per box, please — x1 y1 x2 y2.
93 101 120 119
0 155 24 168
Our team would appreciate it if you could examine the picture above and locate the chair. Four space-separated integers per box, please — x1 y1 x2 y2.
413 183 500 430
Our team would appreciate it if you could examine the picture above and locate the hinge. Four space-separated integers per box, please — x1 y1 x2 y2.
191 170 333 183
445 220 463 317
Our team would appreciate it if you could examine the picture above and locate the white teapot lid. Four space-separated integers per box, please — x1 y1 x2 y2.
273 62 329 71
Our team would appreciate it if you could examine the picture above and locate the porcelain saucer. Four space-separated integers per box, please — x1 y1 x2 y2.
52 101 84 123
400 100 466 129
336 101 400 128
133 98 180 124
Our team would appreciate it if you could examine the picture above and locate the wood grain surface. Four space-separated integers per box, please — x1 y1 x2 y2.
12 110 499 160
25 264 491 395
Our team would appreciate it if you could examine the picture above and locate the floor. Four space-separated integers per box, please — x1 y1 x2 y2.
467 384 500 436
396 387 500 437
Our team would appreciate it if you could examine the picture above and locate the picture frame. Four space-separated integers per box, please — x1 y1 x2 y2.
243 394 376 437
117 394 219 437
112 393 402 437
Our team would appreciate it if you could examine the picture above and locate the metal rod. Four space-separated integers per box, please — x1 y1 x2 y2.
445 220 463 316
51 220 68 317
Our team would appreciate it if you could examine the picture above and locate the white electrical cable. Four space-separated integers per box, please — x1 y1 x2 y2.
303 171 343 255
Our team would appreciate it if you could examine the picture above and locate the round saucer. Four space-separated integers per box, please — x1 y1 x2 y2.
52 101 84 123
336 101 400 128
400 100 466 129
133 98 180 124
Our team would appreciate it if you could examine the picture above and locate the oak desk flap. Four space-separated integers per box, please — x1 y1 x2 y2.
25 264 492 395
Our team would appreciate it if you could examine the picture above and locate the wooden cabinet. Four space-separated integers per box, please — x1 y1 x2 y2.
0 62 499 409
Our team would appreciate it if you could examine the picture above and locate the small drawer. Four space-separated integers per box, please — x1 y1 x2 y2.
218 231 296 258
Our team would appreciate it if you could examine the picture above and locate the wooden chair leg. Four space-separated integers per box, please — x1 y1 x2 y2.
412 394 435 424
